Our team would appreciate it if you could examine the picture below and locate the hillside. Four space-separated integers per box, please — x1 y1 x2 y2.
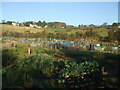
1 24 109 37
1 24 44 33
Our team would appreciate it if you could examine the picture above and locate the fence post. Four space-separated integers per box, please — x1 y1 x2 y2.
28 47 31 55
101 66 108 75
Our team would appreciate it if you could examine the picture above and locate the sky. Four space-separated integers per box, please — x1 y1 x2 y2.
2 2 118 26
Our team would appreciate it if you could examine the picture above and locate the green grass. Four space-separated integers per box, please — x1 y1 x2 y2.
46 28 67 32
15 45 28 58
98 32 108 37
96 28 109 37
46 28 60 32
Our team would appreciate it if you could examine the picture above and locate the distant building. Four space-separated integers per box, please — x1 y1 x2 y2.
12 22 17 26
29 24 34 27
118 25 120 28
44 25 48 28
29 24 42 28
11 22 19 26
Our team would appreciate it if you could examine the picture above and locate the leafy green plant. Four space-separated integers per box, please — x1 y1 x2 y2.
41 55 54 76
2 66 25 88
35 49 45 56
79 60 100 76
56 60 102 86
58 60 100 78
58 60 79 77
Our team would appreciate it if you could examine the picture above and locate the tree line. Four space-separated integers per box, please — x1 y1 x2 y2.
1 20 112 30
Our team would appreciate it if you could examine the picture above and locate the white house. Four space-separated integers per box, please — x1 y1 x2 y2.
12 22 17 26
12 22 20 26
118 25 120 28
29 24 34 27
44 25 48 28
29 24 42 28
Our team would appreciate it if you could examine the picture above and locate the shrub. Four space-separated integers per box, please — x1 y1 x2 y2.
41 55 54 76
2 49 18 67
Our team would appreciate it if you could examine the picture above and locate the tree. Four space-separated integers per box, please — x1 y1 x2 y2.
78 25 81 29
69 34 76 41
85 30 93 37
2 20 6 24
108 23 118 42
41 21 46 28
102 22 108 26
112 23 118 26
114 28 120 43
23 21 33 27
6 21 12 25
37 21 42 26
55 32 67 40
47 33 54 39
98 37 110 42
75 32 82 39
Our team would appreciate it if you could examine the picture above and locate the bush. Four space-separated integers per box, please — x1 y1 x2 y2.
2 49 18 67
41 55 54 76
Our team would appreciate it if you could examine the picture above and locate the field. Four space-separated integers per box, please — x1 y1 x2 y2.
1 24 119 89
1 1 119 89
2 41 119 88
95 28 109 37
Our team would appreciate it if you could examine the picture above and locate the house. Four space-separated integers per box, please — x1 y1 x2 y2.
118 25 120 28
44 25 48 28
12 22 17 26
29 24 42 28
12 22 20 26
29 24 34 27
